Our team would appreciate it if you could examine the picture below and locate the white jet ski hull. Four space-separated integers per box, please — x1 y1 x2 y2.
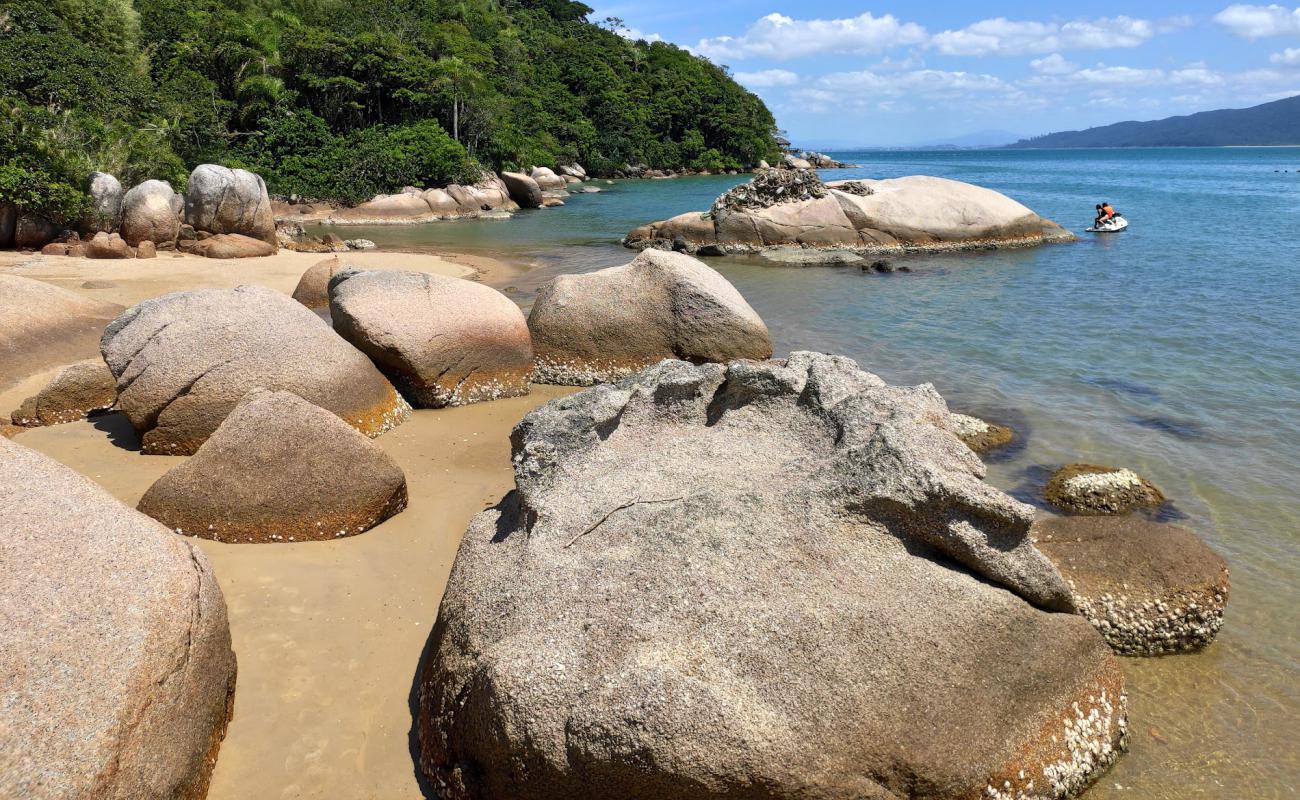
1087 218 1128 233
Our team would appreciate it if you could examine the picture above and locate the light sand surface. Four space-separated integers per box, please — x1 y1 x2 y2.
1 249 571 799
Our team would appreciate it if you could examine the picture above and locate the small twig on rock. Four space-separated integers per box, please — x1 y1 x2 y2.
563 495 692 548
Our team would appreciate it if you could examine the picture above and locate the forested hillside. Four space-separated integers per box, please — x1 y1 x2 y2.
0 0 779 220
1009 95 1300 149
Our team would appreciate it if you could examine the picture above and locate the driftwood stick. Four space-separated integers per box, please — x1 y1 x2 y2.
563 495 691 548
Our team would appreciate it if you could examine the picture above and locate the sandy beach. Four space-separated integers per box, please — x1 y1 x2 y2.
1 248 570 799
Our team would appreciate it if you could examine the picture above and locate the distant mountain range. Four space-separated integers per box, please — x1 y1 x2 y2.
1008 95 1300 148
912 129 1026 149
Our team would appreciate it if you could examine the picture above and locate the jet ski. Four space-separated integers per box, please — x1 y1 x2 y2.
1086 214 1128 233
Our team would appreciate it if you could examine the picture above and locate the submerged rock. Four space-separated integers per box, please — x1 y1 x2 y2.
528 249 773 385
950 412 1014 454
100 285 410 455
329 269 533 407
1045 464 1165 515
0 275 121 390
184 164 277 245
138 390 408 543
626 171 1074 255
10 359 116 427
418 354 1126 800
0 437 237 799
1035 515 1231 656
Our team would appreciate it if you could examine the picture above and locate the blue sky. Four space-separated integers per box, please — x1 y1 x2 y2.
590 2 1300 146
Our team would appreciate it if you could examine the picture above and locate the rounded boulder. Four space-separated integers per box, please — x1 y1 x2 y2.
500 171 543 208
10 358 117 427
138 390 408 543
121 179 182 246
184 164 277 245
528 249 773 385
329 269 533 407
100 285 410 455
0 437 237 800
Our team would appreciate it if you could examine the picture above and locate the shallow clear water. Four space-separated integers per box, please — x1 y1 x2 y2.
326 148 1300 796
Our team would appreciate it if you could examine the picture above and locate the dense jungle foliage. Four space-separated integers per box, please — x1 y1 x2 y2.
0 0 780 219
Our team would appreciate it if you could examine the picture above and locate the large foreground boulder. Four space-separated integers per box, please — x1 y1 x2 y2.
0 437 237 799
184 164 277 245
418 354 1127 800
528 249 772 385
10 358 116 427
330 269 533 407
625 170 1074 255
138 390 407 543
500 171 543 208
121 179 182 246
100 285 410 455
1035 515 1231 656
0 275 121 390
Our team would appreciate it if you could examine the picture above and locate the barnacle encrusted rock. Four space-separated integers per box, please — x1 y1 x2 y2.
10 358 117 427
418 353 1127 800
100 285 409 455
1045 464 1165 516
329 269 533 407
527 249 773 385
625 172 1074 255
138 390 408 543
0 437 237 800
1034 515 1231 656
950 411 1014 454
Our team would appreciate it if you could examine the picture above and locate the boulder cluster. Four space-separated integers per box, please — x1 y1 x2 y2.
2 164 280 259
627 170 1076 255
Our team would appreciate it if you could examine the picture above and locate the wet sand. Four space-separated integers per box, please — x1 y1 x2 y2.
0 249 568 799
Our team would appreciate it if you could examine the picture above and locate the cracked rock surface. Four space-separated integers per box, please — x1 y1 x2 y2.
101 285 409 455
138 389 408 543
0 437 237 800
527 249 773 385
329 269 533 408
418 353 1126 800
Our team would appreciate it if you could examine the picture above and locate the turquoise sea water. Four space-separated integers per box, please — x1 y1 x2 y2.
327 148 1300 797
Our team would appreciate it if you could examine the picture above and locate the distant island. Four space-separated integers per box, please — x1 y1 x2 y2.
1008 94 1300 148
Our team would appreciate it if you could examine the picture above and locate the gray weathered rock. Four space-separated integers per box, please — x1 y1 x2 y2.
1035 515 1231 656
138 389 407 543
330 269 533 407
0 275 121 391
101 285 410 455
418 354 1125 800
10 359 116 427
500 171 543 208
184 164 277 245
0 437 237 800
528 249 772 385
85 172 124 233
121 180 182 246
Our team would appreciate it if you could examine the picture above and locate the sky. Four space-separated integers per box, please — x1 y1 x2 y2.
590 1 1300 147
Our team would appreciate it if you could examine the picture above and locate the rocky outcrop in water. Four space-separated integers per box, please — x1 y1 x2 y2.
10 359 117 427
500 171 544 209
329 175 520 224
0 437 237 800
184 164 278 245
528 249 772 385
1035 515 1230 655
626 170 1074 256
950 412 1014 454
417 354 1128 800
100 285 410 455
330 269 533 407
1045 464 1165 516
138 389 408 543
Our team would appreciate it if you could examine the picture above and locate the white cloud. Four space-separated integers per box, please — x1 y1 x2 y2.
815 69 1014 97
733 69 801 88
1214 4 1300 38
930 16 1160 56
693 12 927 61
612 25 661 43
1030 53 1079 74
1271 47 1300 63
